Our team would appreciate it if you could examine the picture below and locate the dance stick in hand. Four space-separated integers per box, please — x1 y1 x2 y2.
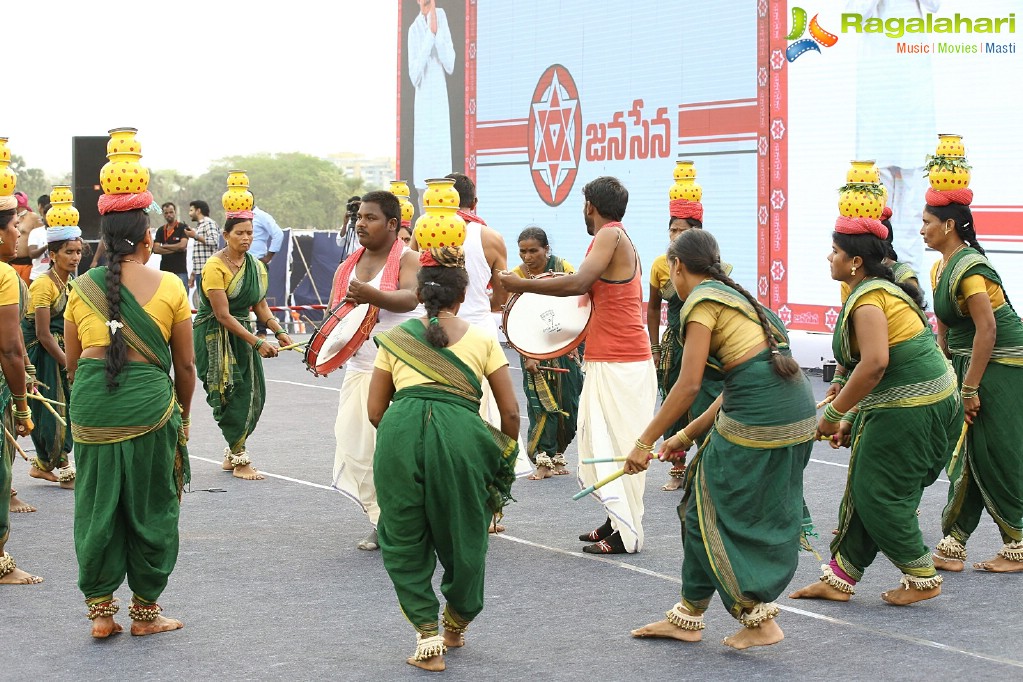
539 366 570 373
573 468 627 500
816 395 834 409
4 427 29 460
277 342 307 353
581 456 628 464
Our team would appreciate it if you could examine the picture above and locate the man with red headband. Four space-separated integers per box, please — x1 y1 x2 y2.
329 190 421 552
499 176 657 554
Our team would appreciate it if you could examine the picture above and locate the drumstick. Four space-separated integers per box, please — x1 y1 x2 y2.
573 468 628 501
278 342 307 352
539 365 570 373
816 395 834 409
4 427 29 460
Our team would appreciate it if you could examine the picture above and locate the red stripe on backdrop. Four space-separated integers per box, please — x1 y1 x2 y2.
476 120 529 153
769 0 789 309
677 102 758 139
756 3 770 304
970 207 1023 238
396 1 403 177
466 2 478 180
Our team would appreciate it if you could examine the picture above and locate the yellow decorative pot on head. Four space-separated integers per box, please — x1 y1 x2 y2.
99 128 150 195
936 134 965 158
838 184 886 219
929 165 972 191
390 179 415 224
222 170 254 212
846 160 880 184
0 137 16 196
46 185 80 227
669 160 703 201
414 178 466 249
106 127 142 156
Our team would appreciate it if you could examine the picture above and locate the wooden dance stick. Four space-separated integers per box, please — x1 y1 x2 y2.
573 468 628 501
26 392 65 408
538 366 570 373
277 342 307 353
38 399 67 428
815 395 834 409
4 427 29 460
581 456 628 464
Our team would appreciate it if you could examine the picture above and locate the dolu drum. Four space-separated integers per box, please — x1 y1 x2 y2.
502 272 592 360
304 302 377 376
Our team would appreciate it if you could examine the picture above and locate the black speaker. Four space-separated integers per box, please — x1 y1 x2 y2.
72 136 107 241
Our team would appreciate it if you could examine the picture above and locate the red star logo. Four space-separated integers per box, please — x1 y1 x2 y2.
771 49 786 71
771 189 786 210
758 205 769 225
758 275 770 297
825 308 839 331
771 260 786 281
758 0 768 18
758 136 768 156
777 305 792 325
528 65 582 206
758 67 768 88
771 118 786 140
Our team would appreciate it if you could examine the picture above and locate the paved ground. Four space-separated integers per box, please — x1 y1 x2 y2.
5 343 1022 681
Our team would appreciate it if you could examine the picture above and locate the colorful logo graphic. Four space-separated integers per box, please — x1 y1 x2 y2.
528 65 582 207
786 7 838 62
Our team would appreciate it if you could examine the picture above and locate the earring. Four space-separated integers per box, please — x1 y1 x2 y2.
0 238 4 246
851 266 857 276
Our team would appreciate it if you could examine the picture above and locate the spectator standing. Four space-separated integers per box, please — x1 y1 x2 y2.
153 202 189 288
186 199 219 292
250 205 284 338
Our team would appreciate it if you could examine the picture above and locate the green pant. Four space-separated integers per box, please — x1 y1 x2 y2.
74 425 181 602
375 396 495 636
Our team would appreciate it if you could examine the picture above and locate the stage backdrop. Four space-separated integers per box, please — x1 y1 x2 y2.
396 0 1022 332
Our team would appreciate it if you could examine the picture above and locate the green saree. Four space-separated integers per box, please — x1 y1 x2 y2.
516 255 583 464
22 273 73 471
193 253 267 453
933 249 1023 557
69 268 189 604
830 278 963 588
1 273 28 550
374 320 518 637
891 260 918 285
676 281 816 624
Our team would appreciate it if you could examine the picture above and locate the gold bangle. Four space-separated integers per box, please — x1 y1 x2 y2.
675 429 694 449
634 438 655 453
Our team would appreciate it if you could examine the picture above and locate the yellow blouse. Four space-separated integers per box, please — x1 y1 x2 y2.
28 273 66 316
686 300 766 366
649 254 670 289
845 288 924 355
928 261 1007 313
512 259 576 279
201 256 238 294
65 272 192 349
374 323 509 391
0 262 20 307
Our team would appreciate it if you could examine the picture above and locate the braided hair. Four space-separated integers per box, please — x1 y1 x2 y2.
418 265 468 348
99 209 150 389
832 231 925 309
668 229 801 379
924 203 984 255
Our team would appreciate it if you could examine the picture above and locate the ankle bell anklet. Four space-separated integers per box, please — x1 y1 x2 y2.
534 453 554 469
665 602 705 631
997 541 1023 562
820 564 856 594
414 634 447 661
225 448 251 468
738 602 780 629
936 535 967 561
0 552 17 578
86 597 119 620
128 600 162 622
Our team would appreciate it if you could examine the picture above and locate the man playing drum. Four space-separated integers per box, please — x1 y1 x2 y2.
330 191 422 551
499 176 656 554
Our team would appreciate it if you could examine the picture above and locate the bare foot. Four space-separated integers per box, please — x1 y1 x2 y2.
232 464 264 481
631 618 702 642
528 466 553 481
9 493 36 514
722 619 784 650
222 457 233 471
91 616 123 638
29 467 58 483
881 584 940 605
0 567 44 585
788 581 851 602
933 553 965 572
407 655 445 672
443 629 465 648
131 615 184 636
972 556 1023 573
488 520 505 534
661 478 683 492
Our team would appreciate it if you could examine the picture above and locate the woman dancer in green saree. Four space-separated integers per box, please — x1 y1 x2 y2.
628 229 815 650
790 213 963 606
512 226 583 478
368 246 520 672
924 199 1023 573
193 209 292 480
65 202 195 637
24 227 82 488
0 200 42 586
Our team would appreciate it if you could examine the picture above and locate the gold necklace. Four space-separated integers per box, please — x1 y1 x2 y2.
48 269 69 288
221 251 244 269
436 311 457 318
937 243 968 279
122 258 145 266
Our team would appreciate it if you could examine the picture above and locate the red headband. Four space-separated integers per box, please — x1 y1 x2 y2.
400 219 411 229
881 206 893 221
97 190 154 215
669 198 703 221
419 250 441 267
226 210 254 220
835 216 888 240
925 188 973 207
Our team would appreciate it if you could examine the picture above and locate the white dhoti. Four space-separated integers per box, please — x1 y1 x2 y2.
480 379 533 479
576 360 657 553
332 370 380 526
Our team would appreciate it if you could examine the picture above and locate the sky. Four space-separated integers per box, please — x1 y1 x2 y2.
8 0 399 176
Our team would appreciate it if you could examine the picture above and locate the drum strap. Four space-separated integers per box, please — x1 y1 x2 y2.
329 238 405 307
